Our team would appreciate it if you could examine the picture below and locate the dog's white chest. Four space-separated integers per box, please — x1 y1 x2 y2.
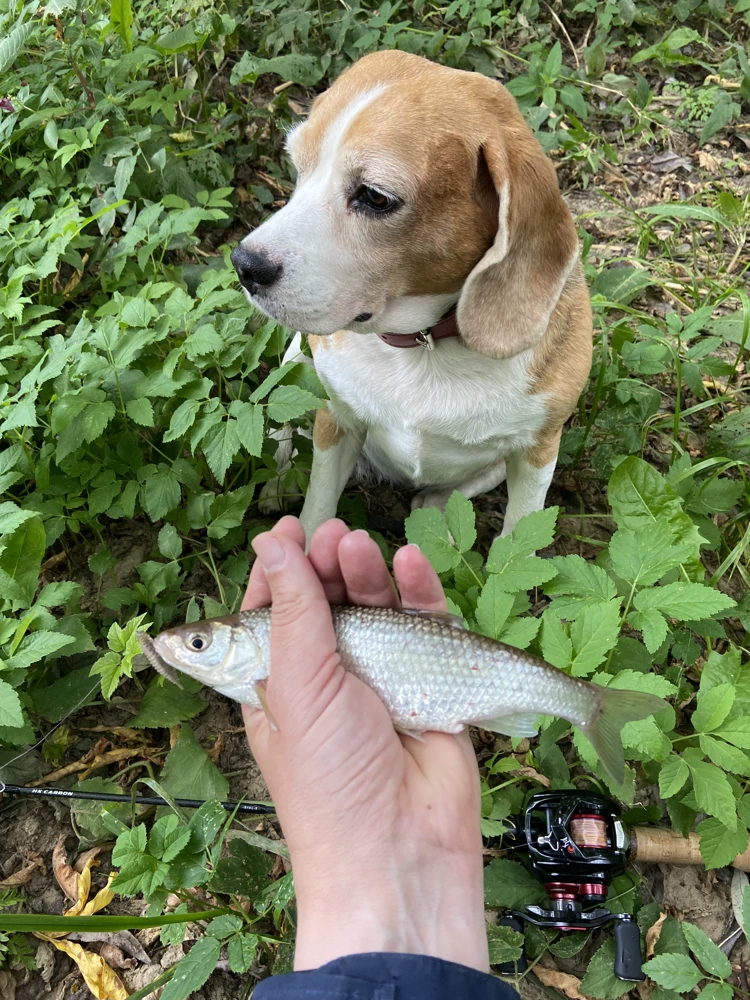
312 335 549 487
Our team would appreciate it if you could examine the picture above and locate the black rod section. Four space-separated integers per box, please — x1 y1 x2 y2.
0 783 276 814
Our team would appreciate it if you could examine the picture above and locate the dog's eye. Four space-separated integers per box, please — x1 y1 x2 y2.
351 185 399 215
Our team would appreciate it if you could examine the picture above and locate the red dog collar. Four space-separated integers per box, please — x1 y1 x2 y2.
376 308 459 350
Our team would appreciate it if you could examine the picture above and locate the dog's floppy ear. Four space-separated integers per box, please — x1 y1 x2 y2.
457 113 579 360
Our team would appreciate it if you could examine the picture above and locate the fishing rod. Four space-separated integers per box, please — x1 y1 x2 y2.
0 781 276 815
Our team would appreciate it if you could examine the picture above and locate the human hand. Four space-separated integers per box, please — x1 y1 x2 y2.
242 516 488 972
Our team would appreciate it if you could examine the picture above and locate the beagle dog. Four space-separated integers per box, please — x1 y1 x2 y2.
231 50 593 543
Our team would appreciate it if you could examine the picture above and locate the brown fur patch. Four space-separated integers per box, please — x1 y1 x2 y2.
308 331 351 354
313 406 345 450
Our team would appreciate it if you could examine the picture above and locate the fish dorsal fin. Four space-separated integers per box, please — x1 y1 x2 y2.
476 713 541 738
400 608 466 630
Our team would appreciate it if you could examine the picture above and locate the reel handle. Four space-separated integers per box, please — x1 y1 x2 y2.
613 919 645 982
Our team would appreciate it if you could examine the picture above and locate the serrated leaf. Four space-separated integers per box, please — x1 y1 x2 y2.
499 615 540 650
685 755 737 829
544 553 617 601
159 725 228 802
641 954 703 992
570 599 621 676
141 467 181 521
681 921 731 979
539 611 572 669
265 384 322 423
404 507 460 573
483 859 546 909
486 924 524 965
202 419 241 483
0 679 24 729
444 492 476 553
475 578 514 640
206 915 243 939
659 754 689 797
164 399 202 442
209 839 273 897
695 986 733 1000
149 814 191 863
158 524 182 560
0 501 36 536
628 608 669 654
229 400 264 456
129 677 204 728
692 683 735 734
160 936 221 1000
698 816 748 869
609 522 691 586
0 516 46 608
580 940 631 998
227 933 259 973
634 582 735 620
0 21 35 76
207 485 254 540
715 716 750 749
126 397 154 426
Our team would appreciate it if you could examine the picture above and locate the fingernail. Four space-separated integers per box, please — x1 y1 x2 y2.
252 535 286 572
404 543 421 554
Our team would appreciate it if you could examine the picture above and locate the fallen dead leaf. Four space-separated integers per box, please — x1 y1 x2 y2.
35 940 56 984
74 846 109 874
0 851 46 888
36 936 127 1000
68 931 151 965
52 836 80 902
698 149 722 172
99 943 138 971
0 969 16 1000
646 911 668 958
208 732 225 765
516 765 551 787
534 966 590 1000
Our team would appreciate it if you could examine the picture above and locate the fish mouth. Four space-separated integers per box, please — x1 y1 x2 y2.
137 632 183 689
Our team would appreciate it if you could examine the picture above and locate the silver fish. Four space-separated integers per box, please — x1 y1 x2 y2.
138 607 666 784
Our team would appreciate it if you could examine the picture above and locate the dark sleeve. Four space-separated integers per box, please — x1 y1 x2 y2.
252 953 519 1000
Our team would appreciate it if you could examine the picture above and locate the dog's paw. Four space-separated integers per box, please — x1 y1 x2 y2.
258 474 303 515
410 489 453 513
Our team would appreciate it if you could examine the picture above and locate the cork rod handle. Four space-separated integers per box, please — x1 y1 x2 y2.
630 826 750 871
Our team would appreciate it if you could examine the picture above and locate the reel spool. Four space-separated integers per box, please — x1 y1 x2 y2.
492 791 644 982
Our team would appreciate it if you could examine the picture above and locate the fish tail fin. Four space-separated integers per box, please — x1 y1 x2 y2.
581 688 666 786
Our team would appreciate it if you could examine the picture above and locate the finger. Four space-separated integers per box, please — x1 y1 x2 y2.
338 530 400 608
393 544 448 612
242 516 307 610
307 519 351 604
251 532 339 706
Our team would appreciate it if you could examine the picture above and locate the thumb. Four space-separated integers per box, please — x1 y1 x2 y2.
251 532 339 719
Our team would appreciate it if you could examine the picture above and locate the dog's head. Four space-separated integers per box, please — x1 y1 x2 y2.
232 51 579 358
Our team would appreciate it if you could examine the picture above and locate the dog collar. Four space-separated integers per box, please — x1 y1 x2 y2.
376 308 459 350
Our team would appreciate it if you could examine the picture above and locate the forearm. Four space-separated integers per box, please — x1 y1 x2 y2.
293 848 489 972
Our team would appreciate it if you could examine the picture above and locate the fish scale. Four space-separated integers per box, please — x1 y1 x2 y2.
138 605 667 785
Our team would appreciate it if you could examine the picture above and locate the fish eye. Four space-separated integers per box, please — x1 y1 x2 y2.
185 631 211 652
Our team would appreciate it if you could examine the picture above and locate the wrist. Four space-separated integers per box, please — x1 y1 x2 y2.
291 845 489 973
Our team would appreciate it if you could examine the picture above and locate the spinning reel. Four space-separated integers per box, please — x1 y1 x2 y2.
491 791 645 982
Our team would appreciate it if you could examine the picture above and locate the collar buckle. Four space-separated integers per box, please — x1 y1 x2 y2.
415 330 435 351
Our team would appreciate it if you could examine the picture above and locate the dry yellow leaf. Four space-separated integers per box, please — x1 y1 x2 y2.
35 936 128 1000
0 851 46 889
535 966 591 1000
52 835 80 902
645 911 668 958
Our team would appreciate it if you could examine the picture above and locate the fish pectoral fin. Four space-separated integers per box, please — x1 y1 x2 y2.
400 609 466 630
476 713 541 738
254 679 278 732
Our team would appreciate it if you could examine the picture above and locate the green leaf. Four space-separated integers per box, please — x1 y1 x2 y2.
685 753 737 829
0 502 36 536
475 578 514 640
698 816 748 869
580 940 631 998
0 679 23 729
715 716 750 749
186 800 227 853
0 21 35 76
695 986 733 1000
609 522 691 586
141 468 181 521
227 933 259 973
539 611 572 669
483 859 546 909
206 915 243 939
208 485 254 540
129 677 204 728
0 516 46 607
158 524 182 560
499 615 540 650
164 399 202 443
700 97 736 146
692 683 735 733
659 754 689 797
229 400 264 456
265 385 322 423
681 921 731 979
160 936 221 1000
444 492 476 553
641 954 704 993
126 397 154 426
159 725 229 803
202 419 241 483
89 651 125 701
486 924 524 965
628 608 669 654
634 582 735 620
149 815 192 864
544 554 617 601
31 667 98 722
6 630 75 669
109 0 133 50
570 599 622 676
209 839 274 897
404 507 460 573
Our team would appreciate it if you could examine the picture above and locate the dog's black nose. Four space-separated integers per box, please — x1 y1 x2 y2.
230 245 281 293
